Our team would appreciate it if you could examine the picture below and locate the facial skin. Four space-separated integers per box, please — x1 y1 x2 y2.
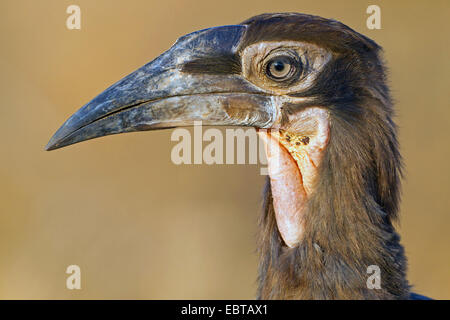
241 41 331 95
240 41 332 247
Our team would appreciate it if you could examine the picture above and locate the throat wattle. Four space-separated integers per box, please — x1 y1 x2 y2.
257 107 330 248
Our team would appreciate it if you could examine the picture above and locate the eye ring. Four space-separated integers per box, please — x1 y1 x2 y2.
264 53 301 83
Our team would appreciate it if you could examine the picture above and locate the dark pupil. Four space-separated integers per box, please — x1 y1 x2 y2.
273 60 285 72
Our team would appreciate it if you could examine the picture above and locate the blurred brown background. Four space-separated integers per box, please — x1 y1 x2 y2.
0 0 448 299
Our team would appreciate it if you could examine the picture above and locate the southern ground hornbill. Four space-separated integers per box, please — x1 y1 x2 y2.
46 13 431 300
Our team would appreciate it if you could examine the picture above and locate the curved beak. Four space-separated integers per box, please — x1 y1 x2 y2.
46 25 277 151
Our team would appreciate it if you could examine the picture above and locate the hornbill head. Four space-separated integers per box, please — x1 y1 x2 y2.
47 13 414 299
46 13 372 153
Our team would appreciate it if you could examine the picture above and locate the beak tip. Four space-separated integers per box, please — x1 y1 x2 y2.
45 132 64 151
44 139 57 151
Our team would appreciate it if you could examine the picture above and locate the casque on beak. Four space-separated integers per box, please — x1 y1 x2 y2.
46 25 278 151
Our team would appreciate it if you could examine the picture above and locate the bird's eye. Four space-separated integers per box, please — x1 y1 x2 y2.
265 55 300 82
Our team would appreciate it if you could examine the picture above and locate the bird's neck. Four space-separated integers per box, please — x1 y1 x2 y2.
257 105 410 300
